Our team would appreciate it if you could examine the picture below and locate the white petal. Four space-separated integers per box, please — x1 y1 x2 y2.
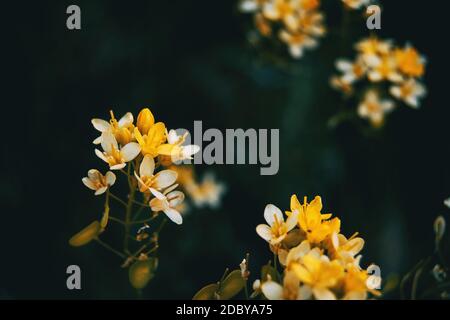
101 131 118 154
110 163 126 170
336 59 353 72
182 145 200 159
149 187 165 200
91 119 110 132
82 177 96 190
261 281 284 300
87 169 101 181
150 197 167 212
239 0 258 13
95 149 109 163
164 207 183 225
118 112 133 127
121 142 141 161
313 287 336 300
289 45 303 58
256 224 272 242
285 209 299 231
105 171 116 186
167 129 180 145
140 155 155 177
264 204 284 226
153 170 178 189
95 186 108 195
93 136 102 145
297 285 313 300
167 191 185 207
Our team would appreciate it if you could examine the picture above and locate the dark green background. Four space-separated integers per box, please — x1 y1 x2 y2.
2 0 449 299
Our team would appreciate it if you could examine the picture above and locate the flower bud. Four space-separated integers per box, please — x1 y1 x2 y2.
69 221 100 247
434 215 446 243
137 108 155 134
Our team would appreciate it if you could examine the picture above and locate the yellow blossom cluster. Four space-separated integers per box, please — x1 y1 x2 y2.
239 0 326 59
331 37 427 127
255 195 381 300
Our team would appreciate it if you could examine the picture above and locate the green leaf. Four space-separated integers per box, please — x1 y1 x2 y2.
193 283 219 300
218 270 245 300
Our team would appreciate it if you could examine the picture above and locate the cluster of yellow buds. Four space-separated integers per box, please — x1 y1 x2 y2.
239 0 326 59
331 36 427 127
254 195 381 299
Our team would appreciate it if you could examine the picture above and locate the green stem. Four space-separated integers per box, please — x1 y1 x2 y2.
109 192 128 207
123 165 136 254
95 238 126 259
109 216 126 226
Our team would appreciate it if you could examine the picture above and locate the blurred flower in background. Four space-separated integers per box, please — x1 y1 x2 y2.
331 36 427 127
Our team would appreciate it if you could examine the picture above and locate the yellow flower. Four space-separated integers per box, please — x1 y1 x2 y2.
291 252 344 300
157 129 200 163
355 37 392 67
91 110 134 145
357 90 394 127
290 195 340 244
341 265 380 299
149 186 185 225
390 78 426 109
136 108 155 135
95 131 141 170
134 122 167 157
368 54 403 83
134 155 178 199
82 169 116 195
278 30 317 58
256 204 299 246
395 47 425 78
327 232 364 266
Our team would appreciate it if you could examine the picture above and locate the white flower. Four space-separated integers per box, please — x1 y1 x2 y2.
91 111 133 144
335 58 367 84
134 155 178 199
149 187 185 225
256 204 299 245
158 129 200 163
187 173 226 209
95 132 141 170
357 90 395 126
390 78 427 108
82 169 116 195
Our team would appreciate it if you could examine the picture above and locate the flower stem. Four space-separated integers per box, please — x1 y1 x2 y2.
109 192 128 207
95 238 126 259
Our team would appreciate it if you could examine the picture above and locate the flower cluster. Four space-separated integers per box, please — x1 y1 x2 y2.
239 0 326 59
331 37 427 127
255 195 381 300
70 107 201 289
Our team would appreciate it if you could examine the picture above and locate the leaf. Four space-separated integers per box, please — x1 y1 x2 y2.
193 283 219 300
128 258 157 289
69 221 100 247
218 270 245 300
